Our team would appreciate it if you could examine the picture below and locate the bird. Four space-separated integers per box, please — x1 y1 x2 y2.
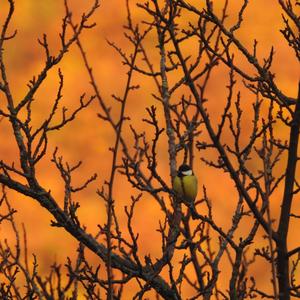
173 164 198 212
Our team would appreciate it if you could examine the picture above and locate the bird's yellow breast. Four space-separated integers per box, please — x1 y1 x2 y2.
173 175 198 203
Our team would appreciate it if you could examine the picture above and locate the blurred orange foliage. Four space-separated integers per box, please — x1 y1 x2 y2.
0 0 299 298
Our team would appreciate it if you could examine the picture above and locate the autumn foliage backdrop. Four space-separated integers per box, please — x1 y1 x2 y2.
0 0 299 299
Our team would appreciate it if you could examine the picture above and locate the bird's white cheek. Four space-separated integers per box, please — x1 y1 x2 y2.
182 170 192 176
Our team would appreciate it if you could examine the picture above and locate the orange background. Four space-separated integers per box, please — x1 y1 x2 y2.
0 0 299 298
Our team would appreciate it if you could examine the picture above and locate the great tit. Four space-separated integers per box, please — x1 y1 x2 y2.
173 164 198 207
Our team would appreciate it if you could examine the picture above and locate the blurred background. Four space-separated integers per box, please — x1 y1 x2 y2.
0 0 299 298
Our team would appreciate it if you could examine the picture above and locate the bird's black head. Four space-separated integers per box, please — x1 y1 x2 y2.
178 164 193 177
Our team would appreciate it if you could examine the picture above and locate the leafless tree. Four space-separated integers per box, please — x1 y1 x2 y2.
0 0 299 299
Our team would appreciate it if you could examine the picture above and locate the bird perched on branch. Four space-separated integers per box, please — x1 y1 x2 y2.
173 164 198 216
